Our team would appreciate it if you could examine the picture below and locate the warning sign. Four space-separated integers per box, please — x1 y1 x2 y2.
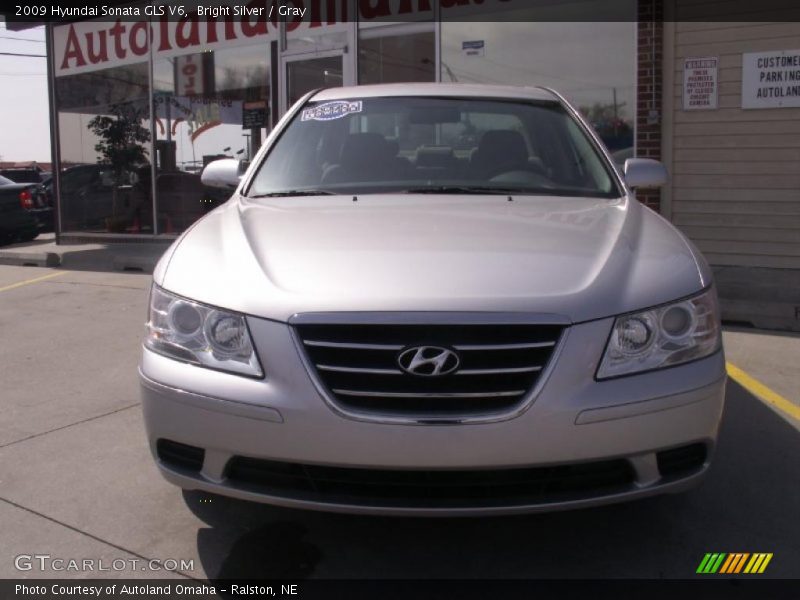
683 57 718 110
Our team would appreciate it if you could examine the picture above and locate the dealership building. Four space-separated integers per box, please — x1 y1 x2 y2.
3 0 799 330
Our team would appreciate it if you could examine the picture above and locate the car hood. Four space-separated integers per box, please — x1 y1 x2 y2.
159 194 711 323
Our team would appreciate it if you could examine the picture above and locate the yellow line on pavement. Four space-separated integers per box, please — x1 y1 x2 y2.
727 362 800 422
0 270 66 293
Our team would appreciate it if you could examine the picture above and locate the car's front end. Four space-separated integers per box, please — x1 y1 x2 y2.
140 84 725 516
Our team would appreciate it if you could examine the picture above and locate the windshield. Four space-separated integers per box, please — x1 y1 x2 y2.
0 175 14 185
247 96 620 198
1 170 40 183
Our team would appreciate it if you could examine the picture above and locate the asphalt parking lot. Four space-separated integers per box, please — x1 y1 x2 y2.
0 265 798 581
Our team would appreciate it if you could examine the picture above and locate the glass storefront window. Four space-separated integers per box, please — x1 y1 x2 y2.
56 62 154 233
53 13 273 236
441 6 635 159
152 42 270 233
49 5 638 237
358 29 435 84
285 27 348 56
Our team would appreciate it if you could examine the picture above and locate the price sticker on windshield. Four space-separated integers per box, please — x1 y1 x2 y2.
301 101 363 122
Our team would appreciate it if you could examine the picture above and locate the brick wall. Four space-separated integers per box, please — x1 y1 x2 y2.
636 0 664 212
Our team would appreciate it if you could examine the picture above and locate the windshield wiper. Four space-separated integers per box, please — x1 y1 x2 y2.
401 185 533 195
399 185 602 197
249 189 337 197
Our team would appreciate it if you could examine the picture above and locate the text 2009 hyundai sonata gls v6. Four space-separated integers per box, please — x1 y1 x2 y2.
140 83 725 516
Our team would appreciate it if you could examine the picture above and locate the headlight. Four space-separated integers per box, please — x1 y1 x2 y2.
144 285 263 378
597 287 721 379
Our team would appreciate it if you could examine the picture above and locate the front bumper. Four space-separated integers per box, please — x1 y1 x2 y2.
140 316 726 516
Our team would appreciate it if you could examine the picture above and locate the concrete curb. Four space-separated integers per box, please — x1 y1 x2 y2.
0 240 165 274
0 251 61 268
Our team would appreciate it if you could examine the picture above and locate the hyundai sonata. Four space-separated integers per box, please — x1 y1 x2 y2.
140 83 726 515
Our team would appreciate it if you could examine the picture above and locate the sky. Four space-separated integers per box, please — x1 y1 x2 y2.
0 21 50 163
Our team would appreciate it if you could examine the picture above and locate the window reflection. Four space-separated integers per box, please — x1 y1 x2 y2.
441 18 635 155
287 56 344 107
55 40 271 236
248 97 618 198
56 63 154 233
152 43 270 233
359 31 435 85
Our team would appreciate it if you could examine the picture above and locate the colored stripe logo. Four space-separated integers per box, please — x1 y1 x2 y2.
697 553 773 574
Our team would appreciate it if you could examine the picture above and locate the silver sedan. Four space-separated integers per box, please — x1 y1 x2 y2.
140 83 725 516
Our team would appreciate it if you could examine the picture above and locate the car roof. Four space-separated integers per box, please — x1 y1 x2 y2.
310 83 561 103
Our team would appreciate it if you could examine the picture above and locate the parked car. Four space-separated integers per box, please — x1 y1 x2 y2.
0 167 46 184
58 164 143 232
39 173 53 207
0 175 40 245
0 174 52 232
140 84 725 516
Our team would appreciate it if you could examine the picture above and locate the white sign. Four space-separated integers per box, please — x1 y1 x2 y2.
462 40 485 57
53 0 524 78
301 101 363 122
53 16 280 77
742 49 800 109
683 57 718 110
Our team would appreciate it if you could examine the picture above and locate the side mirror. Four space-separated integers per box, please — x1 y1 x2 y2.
624 158 668 189
201 159 245 190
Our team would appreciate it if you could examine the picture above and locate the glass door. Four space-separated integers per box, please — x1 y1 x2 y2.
280 49 351 115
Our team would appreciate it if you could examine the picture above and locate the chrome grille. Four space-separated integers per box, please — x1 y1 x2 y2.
294 323 564 418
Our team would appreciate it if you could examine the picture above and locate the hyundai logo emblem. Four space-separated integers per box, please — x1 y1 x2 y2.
397 346 460 377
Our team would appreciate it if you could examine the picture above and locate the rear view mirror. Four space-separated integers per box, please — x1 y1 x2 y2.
409 106 461 124
201 159 245 190
624 158 668 189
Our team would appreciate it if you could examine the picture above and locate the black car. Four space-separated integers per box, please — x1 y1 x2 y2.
0 168 46 184
0 174 53 232
0 175 40 245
